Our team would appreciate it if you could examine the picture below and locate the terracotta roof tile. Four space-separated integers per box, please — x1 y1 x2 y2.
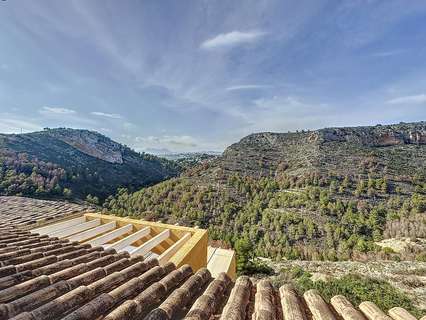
0 272 34 291
184 272 231 320
0 236 421 320
304 289 337 320
0 198 422 320
330 295 366 320
145 268 211 320
389 307 417 320
221 275 253 320
253 279 277 320
0 196 93 229
359 301 393 320
6 280 70 316
31 260 74 277
279 284 306 320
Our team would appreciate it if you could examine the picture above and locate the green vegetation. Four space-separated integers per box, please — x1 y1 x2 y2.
105 171 426 263
104 122 426 268
0 128 180 200
234 238 274 275
0 150 66 197
163 152 219 169
296 273 423 318
415 253 426 262
3 123 426 276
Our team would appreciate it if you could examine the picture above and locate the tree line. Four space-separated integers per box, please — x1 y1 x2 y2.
103 169 426 272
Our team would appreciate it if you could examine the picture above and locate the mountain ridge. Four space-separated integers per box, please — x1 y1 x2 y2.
104 121 426 265
0 128 180 200
218 121 426 179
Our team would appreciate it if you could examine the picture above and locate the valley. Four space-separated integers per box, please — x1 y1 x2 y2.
1 122 426 317
0 128 180 201
105 121 426 268
2 3 426 318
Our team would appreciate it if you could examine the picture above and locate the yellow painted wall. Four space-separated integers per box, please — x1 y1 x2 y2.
32 212 236 279
84 213 208 272
226 250 237 281
169 229 208 272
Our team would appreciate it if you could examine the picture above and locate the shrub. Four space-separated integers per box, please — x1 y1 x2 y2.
415 253 426 262
296 274 423 318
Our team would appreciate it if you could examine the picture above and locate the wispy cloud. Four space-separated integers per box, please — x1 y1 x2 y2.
0 118 42 133
253 96 307 109
133 134 213 153
136 135 197 147
38 107 99 127
371 49 405 58
226 84 271 91
2 1 426 152
230 95 339 135
39 107 76 115
200 30 266 50
91 111 123 119
387 94 426 104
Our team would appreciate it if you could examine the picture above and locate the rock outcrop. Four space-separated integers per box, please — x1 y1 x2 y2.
47 129 124 164
317 122 426 147
218 121 426 179
0 128 180 199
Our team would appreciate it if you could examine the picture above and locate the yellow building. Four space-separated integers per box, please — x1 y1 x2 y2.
31 212 236 280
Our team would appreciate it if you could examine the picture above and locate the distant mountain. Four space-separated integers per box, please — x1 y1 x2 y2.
105 121 426 264
144 147 174 155
0 128 180 200
219 121 426 179
161 152 221 169
161 151 222 161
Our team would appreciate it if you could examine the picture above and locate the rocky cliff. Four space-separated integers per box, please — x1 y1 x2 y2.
218 121 426 179
47 128 124 164
315 122 426 146
0 128 180 200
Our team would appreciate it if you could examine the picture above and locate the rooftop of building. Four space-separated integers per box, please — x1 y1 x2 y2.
0 196 422 320
0 196 94 229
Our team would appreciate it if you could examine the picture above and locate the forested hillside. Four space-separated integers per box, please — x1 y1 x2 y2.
104 122 426 268
0 128 180 201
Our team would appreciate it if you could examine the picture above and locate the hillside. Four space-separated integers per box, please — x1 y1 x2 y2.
104 122 426 268
162 152 220 169
0 128 180 200
218 121 426 179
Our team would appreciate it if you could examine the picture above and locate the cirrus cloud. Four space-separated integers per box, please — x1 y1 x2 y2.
386 94 426 104
0 117 42 133
39 106 76 115
136 135 197 147
200 30 266 50
91 111 123 119
226 84 271 91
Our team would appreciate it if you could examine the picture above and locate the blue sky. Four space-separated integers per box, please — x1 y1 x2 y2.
0 0 426 153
